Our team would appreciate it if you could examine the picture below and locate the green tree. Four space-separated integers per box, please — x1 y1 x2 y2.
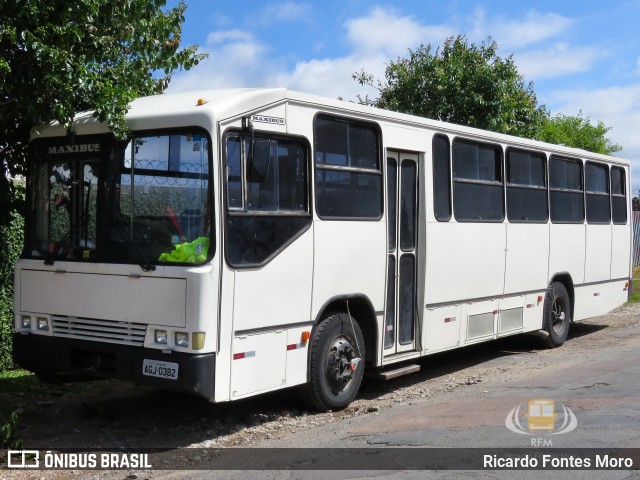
0 182 23 371
0 0 206 180
0 1 205 371
538 112 622 155
354 35 546 138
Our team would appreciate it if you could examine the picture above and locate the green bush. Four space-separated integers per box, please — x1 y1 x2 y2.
0 182 25 372
0 410 22 450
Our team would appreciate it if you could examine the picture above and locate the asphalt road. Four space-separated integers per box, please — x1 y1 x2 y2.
156 308 640 480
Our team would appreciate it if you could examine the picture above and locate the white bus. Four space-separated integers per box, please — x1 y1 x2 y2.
13 88 632 411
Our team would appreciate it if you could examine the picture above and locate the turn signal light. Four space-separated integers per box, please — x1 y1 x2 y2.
192 332 205 350
301 331 311 345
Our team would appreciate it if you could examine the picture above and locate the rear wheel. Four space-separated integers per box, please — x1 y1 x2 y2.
542 282 571 348
303 312 365 411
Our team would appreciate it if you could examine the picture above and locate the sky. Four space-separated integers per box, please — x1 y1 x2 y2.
167 0 640 194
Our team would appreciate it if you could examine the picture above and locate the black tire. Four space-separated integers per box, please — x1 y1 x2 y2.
541 282 571 348
302 312 365 412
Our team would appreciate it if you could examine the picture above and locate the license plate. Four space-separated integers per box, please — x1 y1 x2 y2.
142 359 179 380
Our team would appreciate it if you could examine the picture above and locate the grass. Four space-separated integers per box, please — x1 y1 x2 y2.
0 368 126 396
630 266 640 303
0 368 58 395
0 368 28 379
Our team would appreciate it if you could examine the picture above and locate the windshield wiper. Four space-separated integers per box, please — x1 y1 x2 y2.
44 223 75 266
110 218 156 272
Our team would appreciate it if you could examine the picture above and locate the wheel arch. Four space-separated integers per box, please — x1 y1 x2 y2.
312 294 378 368
549 272 575 321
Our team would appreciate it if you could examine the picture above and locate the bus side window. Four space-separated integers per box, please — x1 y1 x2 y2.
224 134 310 267
585 162 611 224
314 116 382 219
611 166 627 224
549 156 584 223
432 134 451 222
452 138 504 222
506 149 548 223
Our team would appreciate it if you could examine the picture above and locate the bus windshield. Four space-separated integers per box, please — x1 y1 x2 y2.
24 131 212 267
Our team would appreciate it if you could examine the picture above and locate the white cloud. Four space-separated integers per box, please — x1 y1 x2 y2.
168 7 639 192
256 2 313 25
170 7 450 99
465 7 589 83
206 29 254 45
170 7 610 108
273 53 388 100
505 11 572 48
469 8 572 49
170 29 272 92
546 84 640 191
513 44 603 79
345 6 453 57
272 6 455 98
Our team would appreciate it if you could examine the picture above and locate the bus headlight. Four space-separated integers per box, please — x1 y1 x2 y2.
154 329 168 344
37 317 50 331
175 332 189 347
21 315 32 329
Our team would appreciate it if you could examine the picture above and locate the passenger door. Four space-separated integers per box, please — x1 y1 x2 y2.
384 151 419 355
223 132 314 398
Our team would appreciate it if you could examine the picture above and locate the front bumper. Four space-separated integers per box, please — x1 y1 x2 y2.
13 333 215 401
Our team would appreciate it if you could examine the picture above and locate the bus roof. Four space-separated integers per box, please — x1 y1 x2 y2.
35 87 630 166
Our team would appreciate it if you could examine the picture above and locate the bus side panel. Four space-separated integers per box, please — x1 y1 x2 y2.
311 220 386 319
504 223 549 294
186 263 220 352
522 292 546 332
584 224 612 283
425 222 506 304
215 265 235 403
226 230 313 399
230 329 287 399
611 223 632 279
548 224 585 285
231 230 313 332
573 280 629 321
423 304 462 352
461 299 499 345
497 295 525 336
285 325 311 386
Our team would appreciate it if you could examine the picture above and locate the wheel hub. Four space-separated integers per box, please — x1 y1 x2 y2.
551 297 566 334
326 337 361 393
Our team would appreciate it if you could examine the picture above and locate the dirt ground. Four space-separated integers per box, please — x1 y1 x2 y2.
1 300 639 478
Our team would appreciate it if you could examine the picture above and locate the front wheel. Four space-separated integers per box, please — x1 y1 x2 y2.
303 313 365 411
541 282 571 348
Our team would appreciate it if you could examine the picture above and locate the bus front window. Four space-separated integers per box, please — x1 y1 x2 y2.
24 131 212 266
26 152 100 261
109 132 211 265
